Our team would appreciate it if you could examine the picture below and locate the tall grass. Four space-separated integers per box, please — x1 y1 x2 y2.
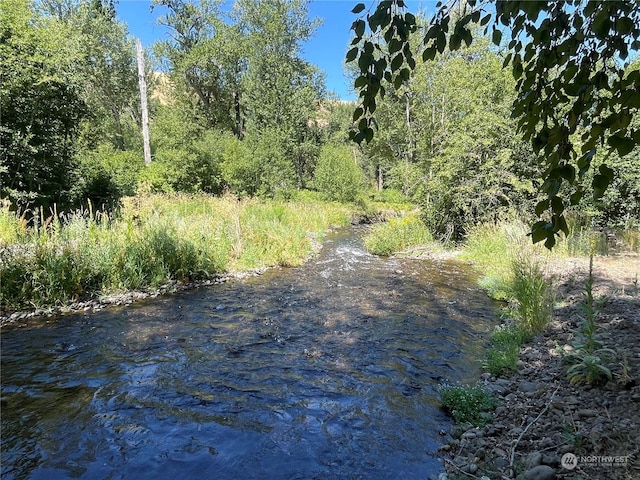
460 221 529 300
364 216 433 256
0 195 352 310
462 221 554 374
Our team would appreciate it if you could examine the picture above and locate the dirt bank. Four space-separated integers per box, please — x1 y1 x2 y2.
439 254 640 480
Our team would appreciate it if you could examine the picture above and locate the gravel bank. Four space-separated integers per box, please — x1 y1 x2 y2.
436 255 640 480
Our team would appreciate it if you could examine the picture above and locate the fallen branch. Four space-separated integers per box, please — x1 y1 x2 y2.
443 458 480 479
509 384 561 470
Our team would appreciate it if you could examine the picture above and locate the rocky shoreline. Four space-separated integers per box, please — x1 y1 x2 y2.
436 255 640 480
0 268 268 328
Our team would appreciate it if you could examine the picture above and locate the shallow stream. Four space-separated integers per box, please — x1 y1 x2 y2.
1 228 497 479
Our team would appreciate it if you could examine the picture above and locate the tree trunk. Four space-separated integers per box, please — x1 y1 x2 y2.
136 39 151 166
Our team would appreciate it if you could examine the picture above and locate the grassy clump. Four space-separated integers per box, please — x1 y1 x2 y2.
364 216 433 256
0 194 352 310
509 252 554 334
460 222 528 300
484 324 531 375
462 221 553 377
439 383 496 426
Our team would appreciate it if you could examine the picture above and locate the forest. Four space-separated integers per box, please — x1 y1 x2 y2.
2 0 639 235
1 0 639 309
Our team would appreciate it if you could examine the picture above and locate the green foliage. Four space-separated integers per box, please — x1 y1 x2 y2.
368 188 412 206
219 135 258 196
73 146 144 210
364 216 432 256
0 0 87 213
564 256 616 385
509 253 553 334
313 144 364 202
348 0 640 247
461 222 530 300
566 353 614 386
0 200 26 245
153 0 324 192
439 383 496 427
0 195 353 310
484 324 530 375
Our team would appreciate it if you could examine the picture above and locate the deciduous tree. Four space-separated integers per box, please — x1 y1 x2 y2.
348 0 640 248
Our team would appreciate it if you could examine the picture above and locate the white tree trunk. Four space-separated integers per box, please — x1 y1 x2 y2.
136 39 151 166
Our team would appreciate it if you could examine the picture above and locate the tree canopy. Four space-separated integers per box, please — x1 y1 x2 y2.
348 0 640 248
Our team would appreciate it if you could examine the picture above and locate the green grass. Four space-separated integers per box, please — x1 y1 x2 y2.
461 221 553 378
461 221 552 330
0 194 353 310
363 215 433 256
460 222 529 300
509 252 553 333
484 324 531 375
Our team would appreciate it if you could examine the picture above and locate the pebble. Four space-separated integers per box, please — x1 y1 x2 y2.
494 447 508 458
541 454 560 467
523 465 556 480
462 463 478 474
578 408 598 417
526 451 542 468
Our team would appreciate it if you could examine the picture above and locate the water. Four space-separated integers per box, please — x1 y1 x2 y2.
1 228 497 480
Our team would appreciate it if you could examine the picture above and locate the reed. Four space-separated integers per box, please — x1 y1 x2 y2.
0 194 352 310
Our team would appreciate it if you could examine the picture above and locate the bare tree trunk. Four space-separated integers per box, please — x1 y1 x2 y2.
234 91 244 140
136 39 152 166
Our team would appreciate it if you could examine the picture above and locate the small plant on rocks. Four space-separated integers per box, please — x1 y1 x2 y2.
564 255 616 385
483 323 530 375
438 383 496 427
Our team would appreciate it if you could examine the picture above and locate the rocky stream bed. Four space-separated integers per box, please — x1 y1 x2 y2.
2 246 639 480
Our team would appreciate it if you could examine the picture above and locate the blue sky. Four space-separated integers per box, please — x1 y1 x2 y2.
116 0 435 101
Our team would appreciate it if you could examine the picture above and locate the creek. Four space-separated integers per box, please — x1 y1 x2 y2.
1 227 498 479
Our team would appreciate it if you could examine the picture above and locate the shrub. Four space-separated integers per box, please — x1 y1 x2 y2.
364 216 433 256
313 143 364 202
439 383 496 426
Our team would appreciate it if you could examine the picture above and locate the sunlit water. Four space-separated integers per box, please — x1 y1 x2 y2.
1 228 497 479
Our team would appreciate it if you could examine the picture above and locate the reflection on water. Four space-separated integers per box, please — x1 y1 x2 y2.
1 228 497 479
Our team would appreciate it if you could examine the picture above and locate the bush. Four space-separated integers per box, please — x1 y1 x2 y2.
220 135 257 196
364 216 433 256
510 253 553 333
439 383 496 426
73 146 144 211
313 143 364 202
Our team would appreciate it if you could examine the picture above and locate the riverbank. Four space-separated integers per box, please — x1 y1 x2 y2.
438 254 640 480
0 195 359 321
1 194 418 325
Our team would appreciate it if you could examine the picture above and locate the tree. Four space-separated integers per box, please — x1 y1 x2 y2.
153 0 239 131
314 143 364 202
0 0 87 213
152 0 326 195
348 0 640 248
236 0 325 189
